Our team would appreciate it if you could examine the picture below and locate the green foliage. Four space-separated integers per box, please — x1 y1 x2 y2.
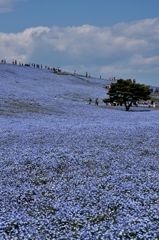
104 79 151 111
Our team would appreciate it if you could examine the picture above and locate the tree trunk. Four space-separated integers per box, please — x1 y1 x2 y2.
124 101 132 111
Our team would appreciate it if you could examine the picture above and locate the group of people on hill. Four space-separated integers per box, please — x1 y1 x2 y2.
89 98 99 105
1 59 117 80
86 72 91 77
148 100 156 108
1 59 6 63
11 60 43 68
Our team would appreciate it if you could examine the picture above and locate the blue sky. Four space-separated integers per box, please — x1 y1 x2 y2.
0 0 159 86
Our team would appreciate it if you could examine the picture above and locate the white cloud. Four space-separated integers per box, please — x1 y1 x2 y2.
0 27 50 62
0 18 159 84
0 0 22 12
131 54 158 65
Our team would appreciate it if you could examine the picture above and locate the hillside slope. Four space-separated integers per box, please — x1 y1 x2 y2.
0 63 110 116
0 63 159 239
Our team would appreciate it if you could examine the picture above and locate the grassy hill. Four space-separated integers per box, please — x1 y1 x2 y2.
0 63 159 239
0 63 111 116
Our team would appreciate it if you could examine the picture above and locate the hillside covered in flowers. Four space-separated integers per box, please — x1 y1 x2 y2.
0 63 159 239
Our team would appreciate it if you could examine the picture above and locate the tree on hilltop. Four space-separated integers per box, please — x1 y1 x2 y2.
103 79 151 111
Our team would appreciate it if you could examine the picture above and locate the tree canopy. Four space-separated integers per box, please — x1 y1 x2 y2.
103 79 151 111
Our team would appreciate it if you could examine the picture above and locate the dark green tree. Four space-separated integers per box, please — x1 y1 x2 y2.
103 79 151 111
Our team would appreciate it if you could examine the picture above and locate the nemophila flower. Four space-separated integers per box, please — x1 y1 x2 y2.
0 64 159 238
